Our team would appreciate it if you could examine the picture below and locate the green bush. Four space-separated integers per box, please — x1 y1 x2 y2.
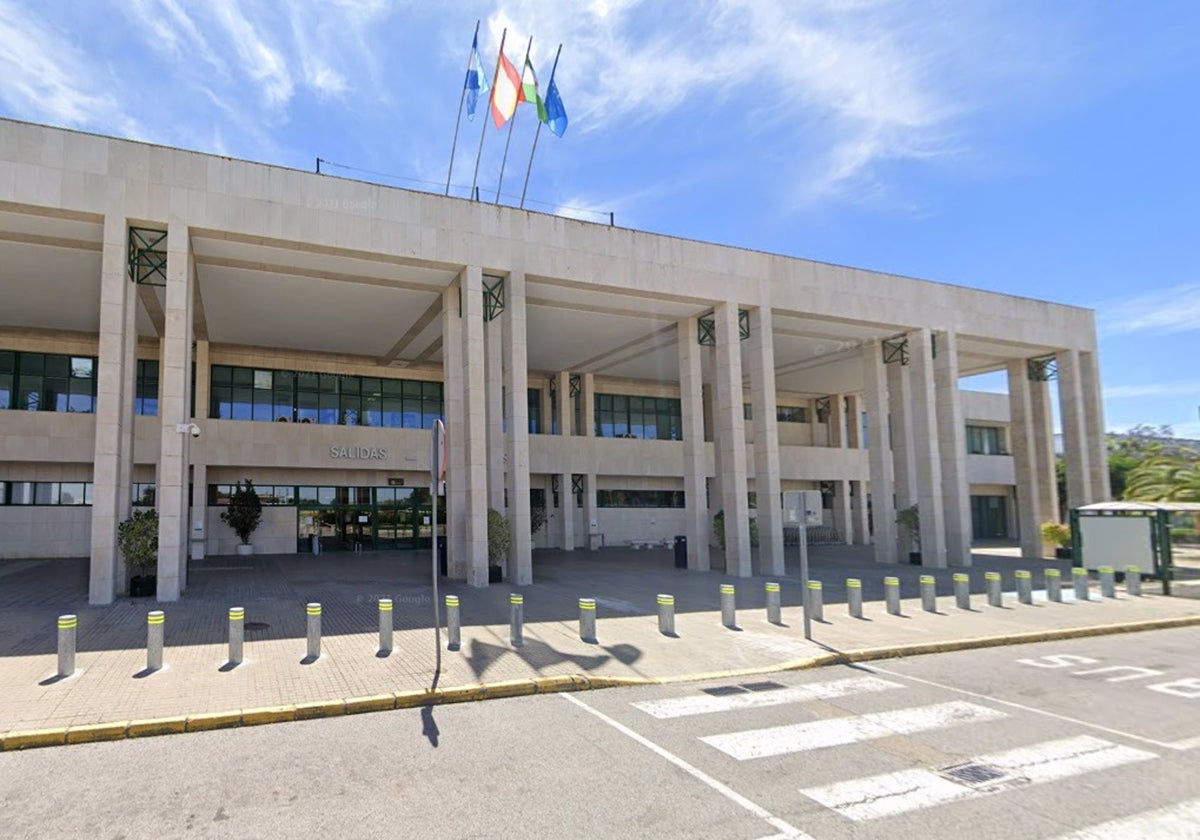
117 509 158 576
895 504 921 550
220 479 262 545
1040 521 1072 548
487 508 511 566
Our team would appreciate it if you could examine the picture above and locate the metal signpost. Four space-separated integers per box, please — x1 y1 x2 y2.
783 491 813 641
430 420 447 673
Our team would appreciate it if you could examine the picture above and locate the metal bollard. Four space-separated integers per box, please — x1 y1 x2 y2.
1046 568 1062 602
807 580 824 622
579 597 597 642
846 579 863 619
445 595 461 650
920 576 937 613
720 583 736 628
1126 566 1142 597
1100 566 1116 598
765 582 782 625
57 614 77 678
954 573 971 610
985 571 1002 607
885 576 901 615
228 607 244 667
1073 567 1090 601
1016 570 1033 605
658 594 676 635
306 602 321 660
146 610 164 672
510 593 524 646
378 598 393 654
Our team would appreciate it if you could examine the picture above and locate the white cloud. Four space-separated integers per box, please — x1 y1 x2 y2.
211 0 294 108
1099 283 1200 337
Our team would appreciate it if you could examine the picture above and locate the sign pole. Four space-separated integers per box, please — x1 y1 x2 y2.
799 523 811 641
431 420 446 674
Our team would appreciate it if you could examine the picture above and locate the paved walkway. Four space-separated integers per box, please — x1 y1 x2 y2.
1 545 1197 741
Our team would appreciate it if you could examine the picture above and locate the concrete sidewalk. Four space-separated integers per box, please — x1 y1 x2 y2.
1 546 1197 748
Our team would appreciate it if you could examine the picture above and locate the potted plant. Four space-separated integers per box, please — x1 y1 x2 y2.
221 479 263 556
487 508 511 583
896 504 921 564
118 508 158 597
1040 521 1072 559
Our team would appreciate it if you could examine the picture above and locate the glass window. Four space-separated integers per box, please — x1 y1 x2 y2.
35 483 58 505
59 483 86 505
594 393 682 440
596 489 685 508
9 482 34 504
528 388 542 434
133 483 156 506
776 406 808 423
967 425 1005 455
136 360 159 416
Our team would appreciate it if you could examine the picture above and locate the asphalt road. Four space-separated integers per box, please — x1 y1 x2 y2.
2 628 1199 839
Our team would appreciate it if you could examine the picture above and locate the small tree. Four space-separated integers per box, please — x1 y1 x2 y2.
117 508 158 577
895 504 921 552
1040 521 1071 549
220 479 263 545
530 504 547 536
487 508 512 569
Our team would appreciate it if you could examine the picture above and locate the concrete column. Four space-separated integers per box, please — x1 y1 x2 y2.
1056 349 1092 511
155 219 194 602
908 329 947 567
846 394 863 449
558 471 574 551
862 341 897 563
460 266 490 586
485 319 505 512
89 213 135 605
933 331 972 566
1081 350 1111 501
189 339 210 581
887 356 917 515
583 472 598 550
713 303 751 577
747 306 783 576
582 373 595 438
503 271 532 585
835 479 853 545
829 393 847 448
850 480 870 545
442 283 466 580
678 318 710 571
538 380 552 436
556 371 572 437
1007 360 1043 560
1030 376 1059 524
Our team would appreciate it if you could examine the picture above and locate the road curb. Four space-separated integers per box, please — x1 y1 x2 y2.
3 613 1196 752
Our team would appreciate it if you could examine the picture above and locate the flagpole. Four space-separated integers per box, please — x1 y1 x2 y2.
471 28 507 202
445 20 480 196
520 43 562 210
495 35 533 205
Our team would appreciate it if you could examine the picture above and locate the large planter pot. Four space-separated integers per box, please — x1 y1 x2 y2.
908 552 922 565
129 574 156 598
488 565 503 583
236 543 255 557
1055 547 1073 560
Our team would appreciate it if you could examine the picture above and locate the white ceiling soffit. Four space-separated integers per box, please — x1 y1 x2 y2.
0 208 103 244
0 241 102 333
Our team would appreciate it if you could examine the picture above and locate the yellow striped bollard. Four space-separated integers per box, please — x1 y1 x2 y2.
920 576 937 613
985 571 1002 607
57 614 77 678
657 594 675 636
378 598 393 655
720 583 736 628
953 573 971 610
1045 568 1062 602
228 606 244 667
846 579 863 618
885 576 901 615
446 594 461 650
306 602 322 661
579 597 597 642
1126 566 1142 597
1099 566 1116 598
1016 570 1033 605
1072 567 1090 601
146 610 165 672
765 582 782 625
806 580 824 622
509 593 524 647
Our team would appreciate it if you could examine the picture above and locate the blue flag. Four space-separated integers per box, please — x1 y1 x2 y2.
465 33 490 121
543 77 568 137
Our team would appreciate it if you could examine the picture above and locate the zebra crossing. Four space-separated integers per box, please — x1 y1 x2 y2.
628 673 1190 836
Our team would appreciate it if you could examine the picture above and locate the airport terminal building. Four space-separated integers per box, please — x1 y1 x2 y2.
0 118 1111 604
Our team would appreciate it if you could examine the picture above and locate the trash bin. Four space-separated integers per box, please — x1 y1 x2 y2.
311 534 320 555
438 537 448 576
674 535 687 569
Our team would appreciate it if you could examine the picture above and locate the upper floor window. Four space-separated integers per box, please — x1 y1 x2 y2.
776 405 809 423
594 394 682 440
135 360 159 416
967 425 1007 455
0 351 97 414
1 481 93 505
209 365 443 429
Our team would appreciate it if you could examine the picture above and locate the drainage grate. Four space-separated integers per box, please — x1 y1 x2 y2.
940 762 1026 792
742 681 786 692
702 685 747 697
244 622 271 632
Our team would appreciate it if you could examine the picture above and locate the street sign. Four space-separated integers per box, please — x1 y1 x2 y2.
430 419 446 673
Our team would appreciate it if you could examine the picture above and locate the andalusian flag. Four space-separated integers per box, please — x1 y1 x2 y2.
520 56 548 122
490 50 521 129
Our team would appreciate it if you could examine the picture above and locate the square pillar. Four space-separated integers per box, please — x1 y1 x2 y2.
886 358 917 513
1056 349 1092 511
1007 360 1044 560
834 479 853 545
713 303 751 576
933 331 972 566
558 471 575 551
829 394 847 448
584 473 598 550
850 480 870 545
582 373 595 438
443 282 466 580
89 213 135 605
678 318 710 571
556 371 572 437
503 271 532 585
1081 350 1111 501
460 266 490 586
747 306 783 575
908 329 946 567
846 394 863 449
485 319 505 512
863 341 897 563
1030 377 1059 524
155 219 194 602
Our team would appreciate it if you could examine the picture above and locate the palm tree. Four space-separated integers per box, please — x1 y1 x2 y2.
1124 455 1200 503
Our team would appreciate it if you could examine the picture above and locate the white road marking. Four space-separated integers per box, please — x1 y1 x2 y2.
801 735 1156 821
1051 798 1200 838
560 693 815 840
632 676 903 719
701 701 1005 760
870 663 1192 751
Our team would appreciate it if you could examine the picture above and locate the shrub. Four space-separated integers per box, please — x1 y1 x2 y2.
220 479 262 545
117 509 158 576
895 504 921 550
1040 521 1072 548
487 508 511 566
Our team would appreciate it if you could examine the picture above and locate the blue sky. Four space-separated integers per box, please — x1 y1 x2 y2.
2 0 1198 437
